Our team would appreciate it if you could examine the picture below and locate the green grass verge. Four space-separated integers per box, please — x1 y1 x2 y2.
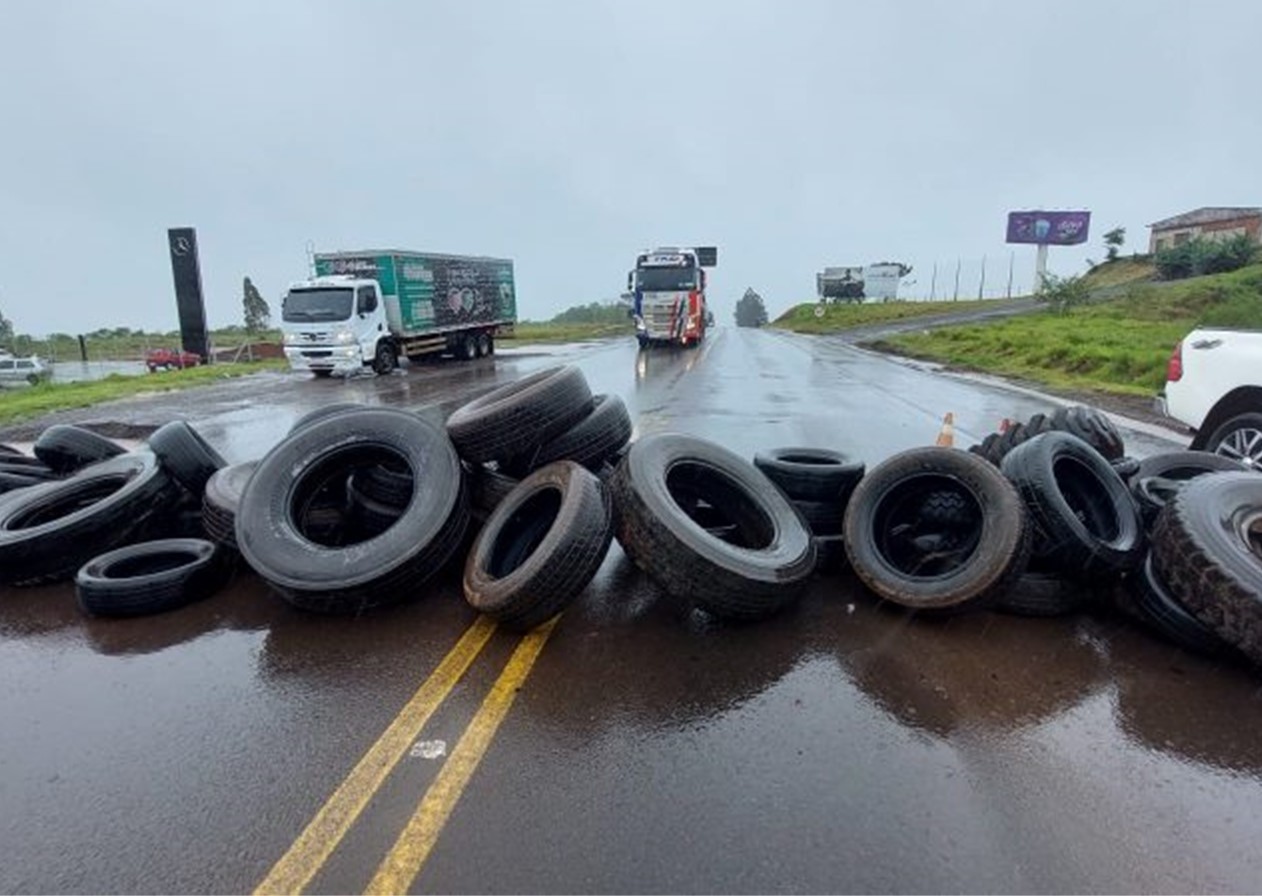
771 298 1021 334
0 361 287 426
876 263 1262 397
1081 257 1156 290
500 321 630 343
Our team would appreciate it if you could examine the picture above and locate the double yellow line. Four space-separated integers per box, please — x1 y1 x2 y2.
255 615 558 896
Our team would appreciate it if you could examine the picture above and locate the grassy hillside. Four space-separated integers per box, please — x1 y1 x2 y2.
875 263 1262 397
772 298 1020 334
1081 256 1156 290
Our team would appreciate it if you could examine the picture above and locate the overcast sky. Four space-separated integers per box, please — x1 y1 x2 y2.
1 0 1259 335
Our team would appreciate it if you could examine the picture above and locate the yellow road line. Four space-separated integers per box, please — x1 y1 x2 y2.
254 616 498 896
364 617 560 895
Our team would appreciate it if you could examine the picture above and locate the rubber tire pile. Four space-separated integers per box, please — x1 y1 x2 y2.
2 372 1262 671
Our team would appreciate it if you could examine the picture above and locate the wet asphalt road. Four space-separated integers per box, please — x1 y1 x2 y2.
2 328 1261 894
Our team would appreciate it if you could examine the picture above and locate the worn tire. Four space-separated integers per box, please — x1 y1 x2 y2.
0 462 58 481
445 366 593 464
33 424 126 474
813 534 847 574
508 394 633 473
1051 405 1125 461
202 461 258 551
0 452 179 584
1151 472 1262 664
469 464 520 518
1111 456 1141 483
76 538 230 617
794 499 845 535
0 471 46 493
844 447 1029 612
610 434 816 620
465 461 613 631
1131 451 1247 530
1131 551 1235 658
290 403 363 435
1001 432 1144 579
236 409 467 614
753 447 866 502
351 461 413 508
149 420 226 497
996 571 1093 617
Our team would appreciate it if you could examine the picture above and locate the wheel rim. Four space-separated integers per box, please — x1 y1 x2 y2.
1215 426 1262 469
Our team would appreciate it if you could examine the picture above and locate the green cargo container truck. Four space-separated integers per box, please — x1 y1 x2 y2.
281 249 516 377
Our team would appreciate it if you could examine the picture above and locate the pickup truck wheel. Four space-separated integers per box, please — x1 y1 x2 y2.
464 461 613 631
1151 472 1262 664
1205 412 1262 469
33 424 126 474
373 343 397 375
610 433 816 620
1001 432 1144 578
844 447 1029 613
75 538 230 618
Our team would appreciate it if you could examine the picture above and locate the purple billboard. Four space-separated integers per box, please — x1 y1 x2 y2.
1006 210 1091 245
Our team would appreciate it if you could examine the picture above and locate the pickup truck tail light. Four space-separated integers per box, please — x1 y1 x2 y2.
1166 340 1183 382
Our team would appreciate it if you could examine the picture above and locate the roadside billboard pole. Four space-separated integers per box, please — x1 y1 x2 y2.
1005 210 1090 294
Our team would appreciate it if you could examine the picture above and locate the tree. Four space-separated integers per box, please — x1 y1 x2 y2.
734 288 768 328
1103 227 1126 262
0 307 12 347
1038 272 1091 315
243 277 272 333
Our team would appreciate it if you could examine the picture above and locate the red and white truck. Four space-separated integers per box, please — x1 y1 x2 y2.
627 246 716 349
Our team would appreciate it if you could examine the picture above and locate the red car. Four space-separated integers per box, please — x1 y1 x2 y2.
146 348 202 372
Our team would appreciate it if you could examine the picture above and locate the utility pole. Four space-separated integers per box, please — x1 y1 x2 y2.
1006 252 1015 299
953 259 961 301
978 255 986 300
929 263 937 301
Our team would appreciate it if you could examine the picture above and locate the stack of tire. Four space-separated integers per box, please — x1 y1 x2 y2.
0 421 235 617
444 366 626 630
752 448 865 574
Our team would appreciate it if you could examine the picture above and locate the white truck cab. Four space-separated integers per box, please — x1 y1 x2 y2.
281 276 395 377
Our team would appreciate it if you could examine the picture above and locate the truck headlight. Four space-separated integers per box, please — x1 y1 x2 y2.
334 329 357 344
283 331 301 345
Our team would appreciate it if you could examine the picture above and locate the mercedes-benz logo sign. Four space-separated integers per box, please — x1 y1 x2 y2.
171 236 191 257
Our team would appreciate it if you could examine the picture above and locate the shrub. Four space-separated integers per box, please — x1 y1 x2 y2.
1155 235 1257 280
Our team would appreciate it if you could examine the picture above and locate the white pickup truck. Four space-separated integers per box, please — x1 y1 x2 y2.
1160 327 1262 467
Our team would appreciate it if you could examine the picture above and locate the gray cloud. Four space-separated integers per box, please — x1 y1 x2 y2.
1 0 1258 334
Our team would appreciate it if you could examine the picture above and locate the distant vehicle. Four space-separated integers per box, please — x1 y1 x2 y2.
0 351 51 385
145 348 202 372
1160 327 1262 467
282 250 516 377
627 246 717 348
817 266 865 303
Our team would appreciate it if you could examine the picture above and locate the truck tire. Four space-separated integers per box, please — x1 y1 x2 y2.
1150 472 1262 664
843 447 1029 612
793 499 845 535
485 334 495 356
1203 412 1262 470
464 461 613 631
290 403 363 435
33 424 126 474
609 434 816 621
476 332 491 358
446 366 593 464
508 394 632 473
148 420 226 497
995 571 1093 617
235 409 467 614
1130 551 1235 658
457 335 477 361
813 534 847 574
0 471 46 493
351 461 413 508
75 538 230 618
373 342 397 375
202 461 258 551
1130 451 1246 529
469 464 520 519
1051 406 1125 461
753 447 866 502
0 452 179 584
1001 432 1144 578
0 462 58 481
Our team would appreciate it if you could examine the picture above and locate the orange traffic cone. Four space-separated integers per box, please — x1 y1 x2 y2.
935 412 955 447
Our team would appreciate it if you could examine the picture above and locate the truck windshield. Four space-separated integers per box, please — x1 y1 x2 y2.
283 289 354 322
636 267 697 292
